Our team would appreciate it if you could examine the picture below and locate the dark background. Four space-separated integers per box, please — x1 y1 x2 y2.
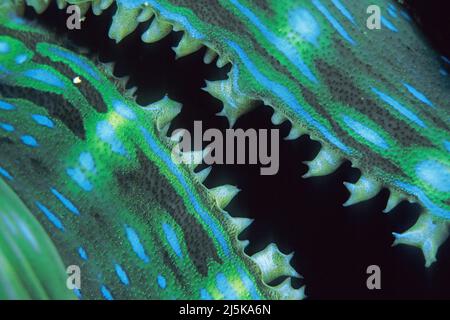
27 0 450 299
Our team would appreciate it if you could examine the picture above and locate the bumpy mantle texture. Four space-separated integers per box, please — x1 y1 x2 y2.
0 0 448 299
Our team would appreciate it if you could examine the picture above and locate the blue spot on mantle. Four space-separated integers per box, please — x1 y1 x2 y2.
343 115 389 150
0 42 10 53
100 285 113 300
115 264 130 285
0 166 13 180
125 225 150 263
216 273 238 300
66 167 93 192
289 8 321 46
113 101 136 120
416 160 450 193
162 223 183 259
96 121 127 156
21 135 39 147
78 247 88 261
0 122 14 132
403 83 434 108
79 152 96 172
51 188 80 216
35 201 64 231
157 275 166 289
371 87 426 128
32 114 55 128
0 101 15 110
23 69 65 89
312 0 355 45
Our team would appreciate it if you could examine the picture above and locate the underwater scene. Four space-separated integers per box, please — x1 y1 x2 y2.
0 0 449 303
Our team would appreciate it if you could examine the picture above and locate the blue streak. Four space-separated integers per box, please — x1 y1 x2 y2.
400 10 411 21
162 223 183 259
331 0 355 24
15 54 28 64
74 288 82 299
140 127 231 256
79 152 96 172
0 101 15 110
125 225 150 263
403 83 434 108
388 4 398 18
381 16 398 32
238 268 261 300
100 285 113 300
200 289 212 300
46 45 100 80
416 160 450 193
113 100 136 120
0 122 14 132
21 135 39 147
371 87 426 128
0 166 13 180
23 69 65 88
0 41 9 53
115 264 130 285
444 141 450 152
96 121 127 156
78 247 88 261
157 275 167 289
51 188 80 216
32 114 55 128
289 8 321 46
343 115 389 149
312 0 355 45
66 167 93 192
228 0 318 82
35 201 64 231
216 273 238 300
118 0 204 39
227 40 351 154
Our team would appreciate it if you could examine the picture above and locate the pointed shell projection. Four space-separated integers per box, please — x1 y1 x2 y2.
392 213 449 267
303 146 343 178
173 33 204 59
251 243 301 284
271 278 306 300
195 166 212 183
210 185 240 210
108 6 141 43
141 16 172 43
343 175 382 206
143 95 182 132
203 79 257 128
25 0 50 14
383 190 406 213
